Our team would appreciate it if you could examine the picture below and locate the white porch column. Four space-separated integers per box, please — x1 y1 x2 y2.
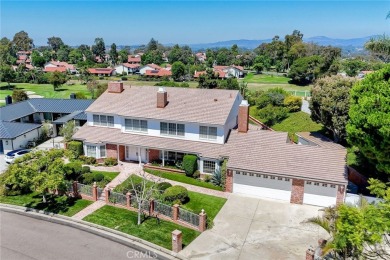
138 147 141 166
162 149 165 166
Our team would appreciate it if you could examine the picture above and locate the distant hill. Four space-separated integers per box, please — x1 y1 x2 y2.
178 35 377 51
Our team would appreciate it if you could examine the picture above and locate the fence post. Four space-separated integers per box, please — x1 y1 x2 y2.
149 199 154 216
105 188 110 204
72 181 78 197
173 204 179 222
126 192 131 209
171 230 182 253
92 182 98 201
199 209 207 232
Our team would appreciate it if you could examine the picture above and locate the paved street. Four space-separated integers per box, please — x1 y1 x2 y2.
180 194 327 260
0 211 159 260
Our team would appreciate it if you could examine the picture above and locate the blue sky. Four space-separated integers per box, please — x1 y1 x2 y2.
1 1 389 46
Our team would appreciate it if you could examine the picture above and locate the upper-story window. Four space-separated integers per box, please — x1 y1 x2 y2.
160 122 185 137
199 126 217 140
125 118 148 132
93 114 114 127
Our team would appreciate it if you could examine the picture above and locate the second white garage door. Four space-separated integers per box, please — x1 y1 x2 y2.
233 171 292 201
303 181 337 207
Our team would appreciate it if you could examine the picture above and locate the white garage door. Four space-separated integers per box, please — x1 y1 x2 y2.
233 171 292 201
303 181 337 207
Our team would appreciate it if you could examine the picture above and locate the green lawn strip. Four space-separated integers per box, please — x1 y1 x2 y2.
144 169 223 191
0 192 93 216
244 73 291 84
272 111 324 142
0 83 92 99
182 191 226 220
91 170 119 182
83 205 200 249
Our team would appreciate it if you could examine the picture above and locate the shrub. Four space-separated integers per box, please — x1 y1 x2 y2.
193 170 200 179
221 160 227 190
81 173 94 184
81 166 90 174
211 169 222 187
104 157 118 166
65 161 83 180
93 173 104 182
121 76 128 81
257 105 289 126
182 155 197 177
67 141 83 158
162 185 189 204
157 182 172 194
284 96 302 112
203 175 211 183
75 92 87 99
79 155 96 165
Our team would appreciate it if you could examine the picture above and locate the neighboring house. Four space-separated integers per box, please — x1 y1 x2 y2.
193 70 227 79
0 96 94 154
16 51 31 65
44 61 77 74
194 65 244 79
88 68 116 77
115 63 140 75
139 64 162 75
195 52 206 62
145 69 172 77
358 70 374 78
73 82 347 207
128 55 141 64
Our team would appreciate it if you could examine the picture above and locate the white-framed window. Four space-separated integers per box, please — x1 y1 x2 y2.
243 172 247 176
314 182 320 186
160 122 185 137
330 184 336 188
285 178 290 181
307 181 312 185
278 177 283 180
86 144 106 158
249 173 254 177
256 174 261 177
93 114 114 127
199 126 217 140
236 171 241 175
322 184 328 187
263 175 268 178
203 160 216 174
271 176 276 179
125 118 148 132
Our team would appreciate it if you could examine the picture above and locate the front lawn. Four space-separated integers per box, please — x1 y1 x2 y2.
145 169 223 191
83 205 200 249
182 191 226 220
0 192 93 217
244 73 291 84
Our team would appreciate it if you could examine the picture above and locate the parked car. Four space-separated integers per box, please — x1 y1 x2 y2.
4 149 31 164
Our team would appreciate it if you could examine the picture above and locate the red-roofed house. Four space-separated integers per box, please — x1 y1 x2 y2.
44 67 67 73
44 61 77 74
193 70 227 79
145 69 172 77
88 68 116 76
139 64 163 75
115 63 141 75
128 55 141 64
195 52 207 62
214 65 245 78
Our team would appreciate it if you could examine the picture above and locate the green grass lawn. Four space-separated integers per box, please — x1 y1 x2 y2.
0 83 92 100
182 191 226 220
0 192 93 217
244 73 291 84
91 171 119 182
83 205 200 249
113 175 146 193
145 169 223 191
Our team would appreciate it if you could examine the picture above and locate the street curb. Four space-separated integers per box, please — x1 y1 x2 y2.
0 203 186 260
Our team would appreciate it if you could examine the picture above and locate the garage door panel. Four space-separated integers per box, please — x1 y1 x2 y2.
234 173 292 191
303 194 336 207
304 184 336 196
233 184 291 201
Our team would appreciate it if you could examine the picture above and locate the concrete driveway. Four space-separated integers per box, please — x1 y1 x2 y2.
0 154 8 174
180 194 327 260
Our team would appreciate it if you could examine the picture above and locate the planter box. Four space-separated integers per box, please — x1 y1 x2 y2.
144 164 185 174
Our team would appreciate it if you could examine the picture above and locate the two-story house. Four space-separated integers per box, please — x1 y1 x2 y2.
73 82 348 207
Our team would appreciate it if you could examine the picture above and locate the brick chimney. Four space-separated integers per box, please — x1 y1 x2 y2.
157 87 167 108
238 100 249 133
108 81 124 93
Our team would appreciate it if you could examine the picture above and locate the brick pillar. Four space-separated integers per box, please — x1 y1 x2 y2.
126 192 131 209
225 169 233 193
336 185 346 205
171 230 182 253
199 209 207 232
305 247 314 260
173 204 179 221
290 179 304 204
72 181 78 197
92 182 98 201
105 188 110 204
149 199 155 216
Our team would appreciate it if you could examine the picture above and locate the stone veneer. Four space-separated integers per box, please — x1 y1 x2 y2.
290 178 304 204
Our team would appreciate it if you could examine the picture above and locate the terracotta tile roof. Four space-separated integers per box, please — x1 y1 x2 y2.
85 86 241 125
296 132 346 150
128 56 141 63
225 130 347 184
231 65 244 71
25 64 34 70
18 55 27 60
194 71 206 78
145 69 172 77
73 125 225 158
145 64 162 70
123 63 140 69
213 65 229 71
44 67 67 73
215 70 227 78
88 68 115 74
